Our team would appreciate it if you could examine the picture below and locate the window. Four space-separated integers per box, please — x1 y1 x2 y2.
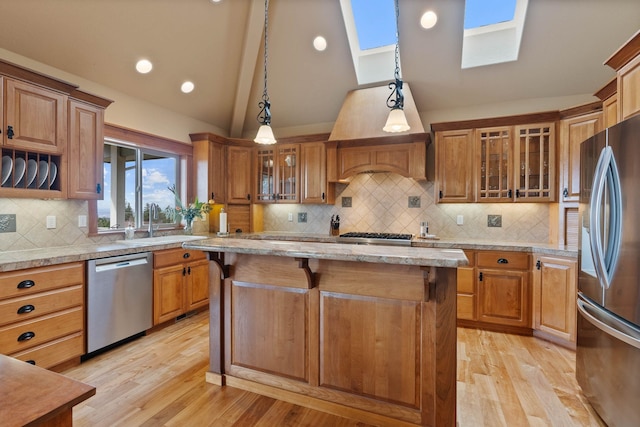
461 0 529 69
96 140 179 231
340 0 398 85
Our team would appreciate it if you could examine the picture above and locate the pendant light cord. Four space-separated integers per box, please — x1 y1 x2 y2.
386 0 404 110
257 0 271 126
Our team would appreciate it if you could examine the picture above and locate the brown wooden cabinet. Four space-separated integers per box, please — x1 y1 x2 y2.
435 129 474 203
456 250 476 320
67 99 105 199
153 248 209 325
532 255 577 347
476 251 531 331
255 143 299 203
605 30 640 122
559 111 602 203
3 78 67 154
476 123 555 202
300 141 331 204
227 145 252 204
0 262 85 370
192 135 226 204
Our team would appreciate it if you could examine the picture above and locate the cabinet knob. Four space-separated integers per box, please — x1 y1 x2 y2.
7 125 14 139
439 190 443 199
17 280 35 289
183 252 191 259
508 189 513 198
17 331 35 342
563 188 569 198
17 304 35 315
96 183 102 194
322 192 325 200
25 360 36 365
479 272 483 281
515 189 521 198
182 267 187 276
247 194 251 201
187 266 191 275
536 259 541 270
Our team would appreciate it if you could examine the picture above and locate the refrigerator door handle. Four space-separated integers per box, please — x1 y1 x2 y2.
589 145 622 290
578 296 640 350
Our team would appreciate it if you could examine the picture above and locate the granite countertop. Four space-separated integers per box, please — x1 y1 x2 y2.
0 232 577 273
183 237 469 268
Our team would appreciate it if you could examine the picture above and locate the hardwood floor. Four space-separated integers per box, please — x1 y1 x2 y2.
63 311 604 426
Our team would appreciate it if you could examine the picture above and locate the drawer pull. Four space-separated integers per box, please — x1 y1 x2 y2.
17 304 35 314
497 258 509 264
17 280 35 289
183 252 191 259
17 331 35 342
25 360 36 365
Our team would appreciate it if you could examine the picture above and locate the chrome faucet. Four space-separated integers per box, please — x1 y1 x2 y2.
148 203 159 237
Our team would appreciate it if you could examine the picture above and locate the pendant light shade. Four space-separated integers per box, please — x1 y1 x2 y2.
383 0 410 134
383 107 410 133
255 124 276 145
254 0 276 145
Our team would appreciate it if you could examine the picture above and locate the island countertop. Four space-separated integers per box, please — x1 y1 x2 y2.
182 236 469 268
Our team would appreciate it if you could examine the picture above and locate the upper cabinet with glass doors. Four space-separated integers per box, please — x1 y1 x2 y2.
255 143 299 203
476 123 555 202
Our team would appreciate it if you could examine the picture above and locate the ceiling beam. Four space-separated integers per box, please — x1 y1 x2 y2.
229 0 264 138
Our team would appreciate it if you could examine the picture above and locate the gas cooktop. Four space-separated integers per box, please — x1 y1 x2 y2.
337 232 413 246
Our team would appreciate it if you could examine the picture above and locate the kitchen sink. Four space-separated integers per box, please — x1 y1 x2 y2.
117 235 207 246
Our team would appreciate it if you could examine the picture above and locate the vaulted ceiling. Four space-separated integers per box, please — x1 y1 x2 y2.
0 0 638 138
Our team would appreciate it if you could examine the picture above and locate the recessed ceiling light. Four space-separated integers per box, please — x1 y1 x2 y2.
210 0 221 3
420 10 438 29
135 59 153 74
313 36 327 52
181 81 195 93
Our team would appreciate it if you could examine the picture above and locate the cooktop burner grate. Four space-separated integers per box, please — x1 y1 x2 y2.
338 232 413 246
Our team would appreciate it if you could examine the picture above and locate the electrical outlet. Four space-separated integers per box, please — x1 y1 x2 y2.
78 215 87 227
456 215 464 225
287 212 293 222
46 215 56 229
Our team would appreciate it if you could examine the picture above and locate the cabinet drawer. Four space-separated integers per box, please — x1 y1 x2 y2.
0 286 83 327
0 307 83 354
154 248 207 269
477 251 529 270
0 262 84 300
10 331 84 369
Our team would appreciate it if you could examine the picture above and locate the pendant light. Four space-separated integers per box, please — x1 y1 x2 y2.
383 0 410 133
254 0 277 145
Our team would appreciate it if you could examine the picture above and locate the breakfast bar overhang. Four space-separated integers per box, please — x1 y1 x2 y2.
183 238 468 427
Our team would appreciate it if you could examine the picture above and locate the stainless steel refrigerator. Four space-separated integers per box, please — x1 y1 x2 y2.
577 113 640 426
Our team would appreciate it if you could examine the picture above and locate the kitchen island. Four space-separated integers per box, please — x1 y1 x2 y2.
183 238 467 427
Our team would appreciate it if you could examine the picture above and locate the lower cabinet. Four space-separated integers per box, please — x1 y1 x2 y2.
457 250 532 333
532 255 577 346
456 250 476 320
153 248 209 325
0 262 85 370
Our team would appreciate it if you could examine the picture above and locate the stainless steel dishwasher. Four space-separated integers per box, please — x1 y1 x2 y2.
87 252 153 354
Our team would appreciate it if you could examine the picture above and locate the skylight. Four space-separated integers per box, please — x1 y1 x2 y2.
464 0 516 30
351 0 395 50
340 0 398 85
461 0 528 69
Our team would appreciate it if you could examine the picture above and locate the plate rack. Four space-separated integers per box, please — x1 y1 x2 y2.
1 149 61 192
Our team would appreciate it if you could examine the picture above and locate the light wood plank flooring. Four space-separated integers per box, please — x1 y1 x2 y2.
63 311 604 426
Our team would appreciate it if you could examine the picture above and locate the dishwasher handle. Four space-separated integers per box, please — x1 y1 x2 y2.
93 254 151 273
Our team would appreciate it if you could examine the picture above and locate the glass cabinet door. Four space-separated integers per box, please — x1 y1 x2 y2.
478 127 512 201
256 148 275 202
515 124 554 201
276 145 298 202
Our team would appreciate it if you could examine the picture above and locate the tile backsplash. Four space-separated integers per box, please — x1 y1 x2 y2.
0 199 115 251
1 172 550 251
263 172 550 242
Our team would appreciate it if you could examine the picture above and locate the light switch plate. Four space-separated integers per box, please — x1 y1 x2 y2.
456 215 464 225
78 215 87 227
46 215 56 229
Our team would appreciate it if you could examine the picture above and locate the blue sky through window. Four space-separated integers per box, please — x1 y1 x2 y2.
464 0 516 29
351 0 395 50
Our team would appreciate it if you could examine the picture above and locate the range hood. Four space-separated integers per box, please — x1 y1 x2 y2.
327 84 430 181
